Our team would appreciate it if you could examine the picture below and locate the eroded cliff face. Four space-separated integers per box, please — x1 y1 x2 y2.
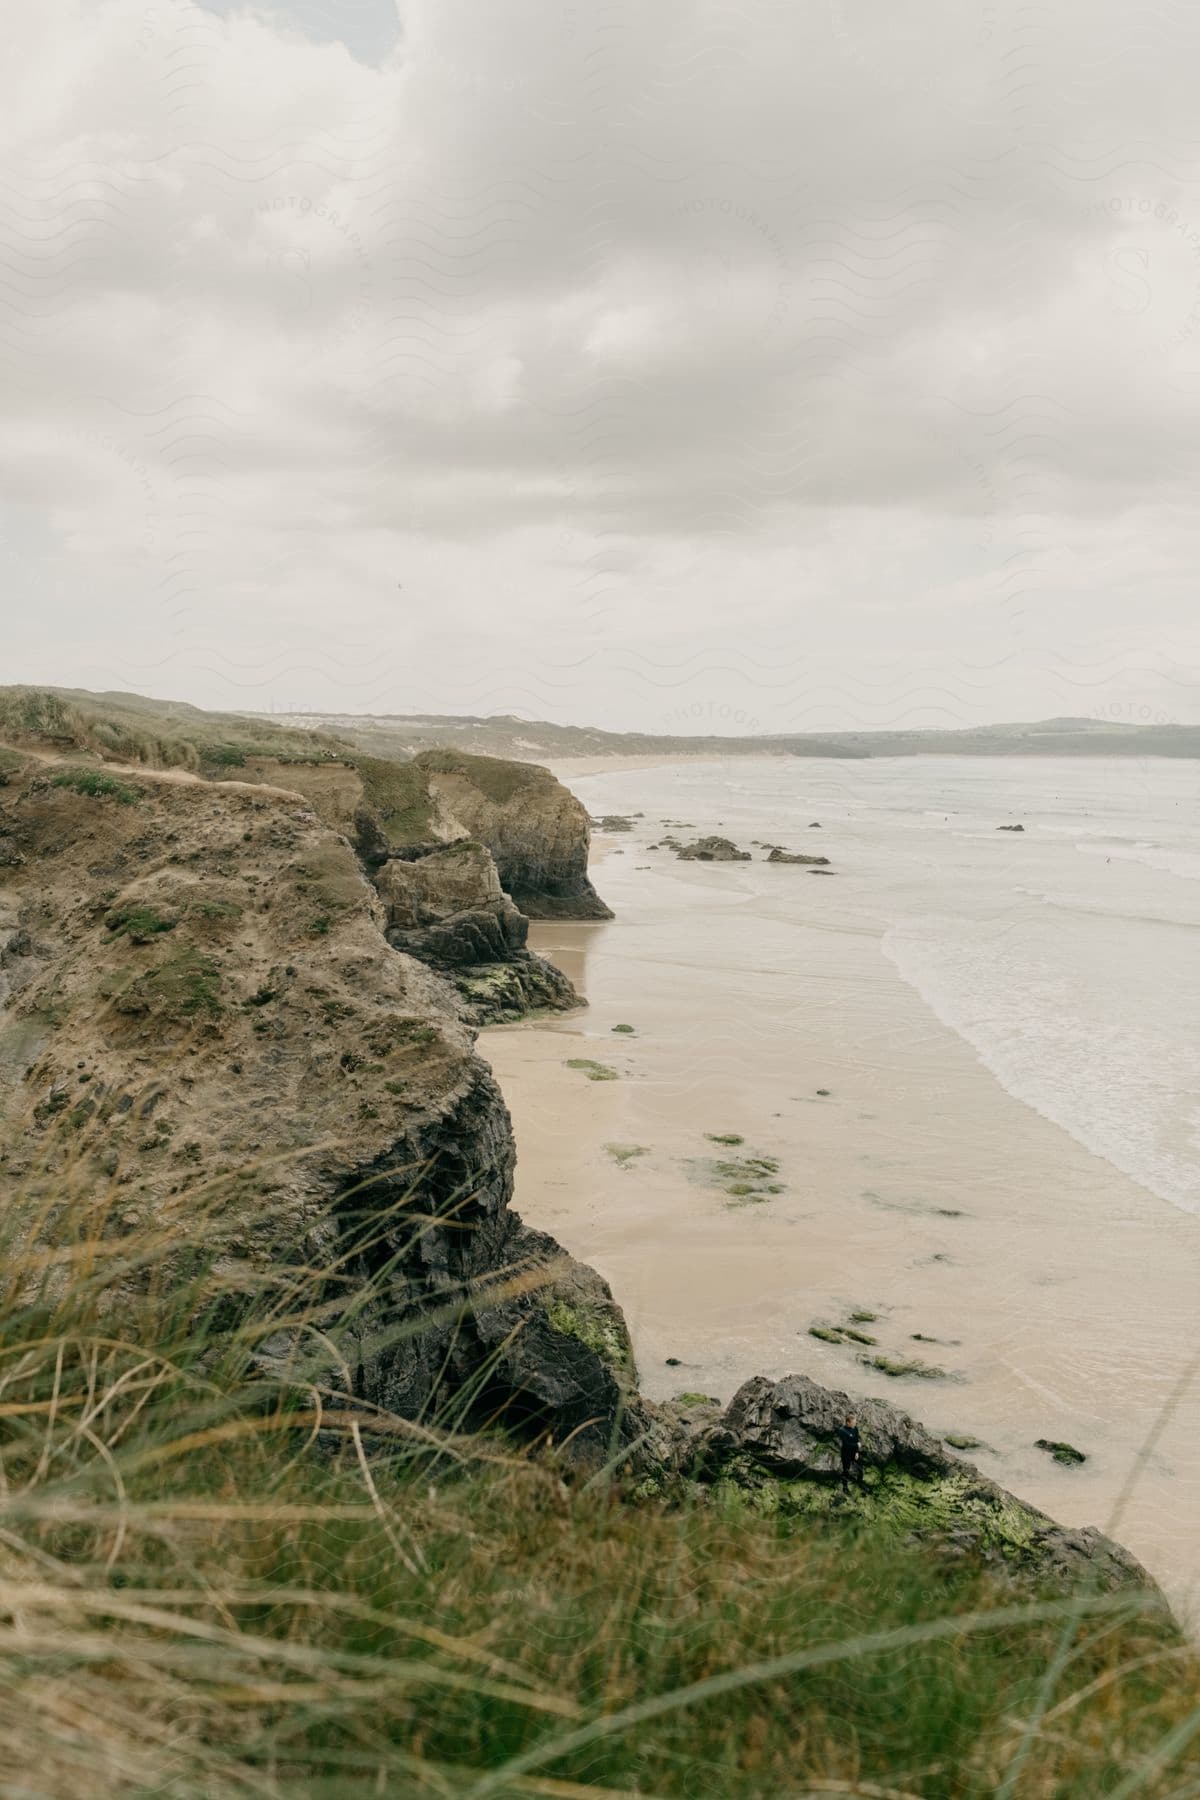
214 745 612 922
373 841 578 1025
413 748 613 919
0 753 634 1460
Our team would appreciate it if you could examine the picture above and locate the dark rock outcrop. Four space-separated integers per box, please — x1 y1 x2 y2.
675 836 750 863
315 1085 642 1462
676 1374 1150 1592
376 841 527 963
766 848 830 866
373 840 580 1026
997 823 1025 832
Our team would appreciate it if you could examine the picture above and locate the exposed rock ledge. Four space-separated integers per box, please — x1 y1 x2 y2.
413 748 612 920
373 839 578 1026
660 1374 1151 1594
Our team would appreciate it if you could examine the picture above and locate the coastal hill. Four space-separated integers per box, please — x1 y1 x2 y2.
255 706 1200 762
0 684 1195 1791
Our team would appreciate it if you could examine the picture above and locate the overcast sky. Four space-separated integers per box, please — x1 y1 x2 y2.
4 0 1200 732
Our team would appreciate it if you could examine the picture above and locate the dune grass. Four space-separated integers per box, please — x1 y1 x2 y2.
0 1111 1197 1797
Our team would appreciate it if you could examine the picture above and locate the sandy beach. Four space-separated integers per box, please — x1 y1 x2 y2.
481 763 1200 1624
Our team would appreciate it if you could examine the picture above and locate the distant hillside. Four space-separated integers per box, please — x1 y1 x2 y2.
251 710 868 762
255 708 1200 762
9 689 1197 768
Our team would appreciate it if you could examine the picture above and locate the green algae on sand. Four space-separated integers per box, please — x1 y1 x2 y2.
566 1058 619 1081
604 1142 648 1167
1036 1437 1087 1466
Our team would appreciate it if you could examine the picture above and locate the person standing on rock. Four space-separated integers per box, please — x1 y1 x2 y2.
837 1414 864 1494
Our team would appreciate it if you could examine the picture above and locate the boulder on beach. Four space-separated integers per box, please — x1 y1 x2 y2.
997 823 1025 832
766 848 830 866
677 1373 1152 1592
675 836 751 862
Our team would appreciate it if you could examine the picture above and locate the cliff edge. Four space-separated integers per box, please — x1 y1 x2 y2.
0 743 632 1462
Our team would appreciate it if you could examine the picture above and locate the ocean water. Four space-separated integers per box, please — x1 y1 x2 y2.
566 755 1200 1217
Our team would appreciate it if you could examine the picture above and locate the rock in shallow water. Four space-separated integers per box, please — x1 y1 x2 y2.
675 835 751 862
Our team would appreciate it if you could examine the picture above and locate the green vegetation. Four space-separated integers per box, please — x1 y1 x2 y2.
48 767 140 804
290 844 364 916
714 1153 781 1203
566 1058 619 1082
202 742 250 766
0 1121 1194 1795
809 1320 878 1347
115 947 223 1020
686 1147 784 1204
947 1433 987 1451
355 754 435 845
1036 1438 1088 1466
545 1299 634 1381
675 1392 720 1406
417 745 542 805
0 688 78 739
849 1309 879 1323
103 903 178 941
611 1022 636 1033
706 1131 744 1145
604 1142 648 1166
861 1353 952 1380
0 685 347 770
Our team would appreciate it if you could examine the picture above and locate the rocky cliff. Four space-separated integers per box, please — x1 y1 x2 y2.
374 840 578 1025
412 748 613 919
0 688 611 924
0 748 631 1462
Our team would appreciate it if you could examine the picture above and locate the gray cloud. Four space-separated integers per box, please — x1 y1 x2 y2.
2 0 1200 729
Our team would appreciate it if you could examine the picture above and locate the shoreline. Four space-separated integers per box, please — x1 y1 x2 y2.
482 783 1200 1626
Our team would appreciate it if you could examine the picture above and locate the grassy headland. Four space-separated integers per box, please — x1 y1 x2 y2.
0 1123 1195 1799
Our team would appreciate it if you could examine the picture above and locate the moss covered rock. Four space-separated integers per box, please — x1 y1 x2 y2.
679 1374 1150 1592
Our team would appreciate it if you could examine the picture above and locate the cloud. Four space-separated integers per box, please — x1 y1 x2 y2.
2 0 1199 727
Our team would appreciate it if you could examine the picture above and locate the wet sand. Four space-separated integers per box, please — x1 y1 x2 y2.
482 821 1200 1624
